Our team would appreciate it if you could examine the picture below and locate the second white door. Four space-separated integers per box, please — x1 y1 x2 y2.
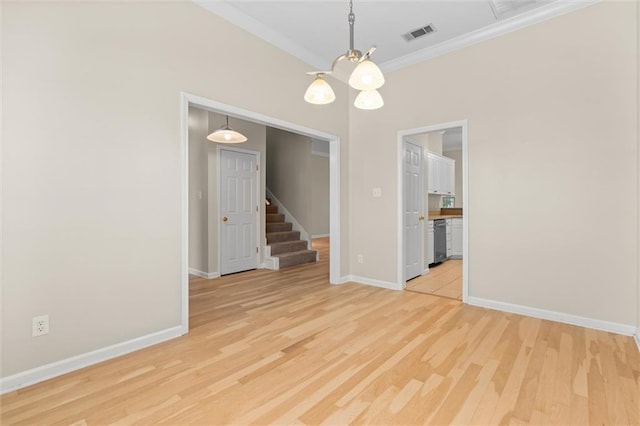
403 141 424 281
220 149 258 275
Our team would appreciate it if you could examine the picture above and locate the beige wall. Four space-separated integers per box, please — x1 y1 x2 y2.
443 149 463 208
349 2 639 326
1 1 350 378
266 128 312 233
311 155 330 236
188 107 209 273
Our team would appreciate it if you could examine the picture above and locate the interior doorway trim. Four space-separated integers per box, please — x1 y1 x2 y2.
180 92 341 334
396 120 469 303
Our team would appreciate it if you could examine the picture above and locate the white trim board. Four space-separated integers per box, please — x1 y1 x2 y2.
0 326 182 394
341 275 403 291
634 331 640 353
468 296 637 337
312 234 330 239
188 268 220 280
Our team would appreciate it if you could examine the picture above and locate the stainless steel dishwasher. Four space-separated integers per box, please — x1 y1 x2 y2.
434 219 447 264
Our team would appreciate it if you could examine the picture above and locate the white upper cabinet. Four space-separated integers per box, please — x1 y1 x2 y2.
427 152 455 196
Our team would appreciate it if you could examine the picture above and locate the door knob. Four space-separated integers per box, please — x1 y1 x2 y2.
222 216 228 222
418 215 425 221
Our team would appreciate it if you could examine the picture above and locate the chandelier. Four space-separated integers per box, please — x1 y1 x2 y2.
304 0 385 110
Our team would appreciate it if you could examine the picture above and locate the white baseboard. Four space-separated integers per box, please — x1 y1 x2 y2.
634 330 640 353
0 326 183 394
188 268 219 279
312 234 330 239
468 296 636 336
342 275 403 291
263 256 278 270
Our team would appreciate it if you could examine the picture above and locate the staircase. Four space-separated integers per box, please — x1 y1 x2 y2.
266 204 317 269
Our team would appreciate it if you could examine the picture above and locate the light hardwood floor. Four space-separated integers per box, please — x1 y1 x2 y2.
2 237 639 425
406 259 462 300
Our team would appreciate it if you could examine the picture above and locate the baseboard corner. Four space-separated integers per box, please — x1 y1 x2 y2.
634 329 640 353
188 268 219 280
0 326 183 395
347 275 403 291
467 296 636 337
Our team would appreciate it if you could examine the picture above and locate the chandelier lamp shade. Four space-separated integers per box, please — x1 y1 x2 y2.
206 115 248 144
304 73 336 105
304 0 385 110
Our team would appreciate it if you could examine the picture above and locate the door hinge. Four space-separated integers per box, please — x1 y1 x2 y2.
256 247 259 253
256 205 258 212
256 164 259 171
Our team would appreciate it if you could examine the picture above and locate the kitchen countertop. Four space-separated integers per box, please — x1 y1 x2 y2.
428 214 463 220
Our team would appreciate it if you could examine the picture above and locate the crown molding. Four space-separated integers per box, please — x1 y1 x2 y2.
196 0 600 75
380 0 601 73
194 0 326 71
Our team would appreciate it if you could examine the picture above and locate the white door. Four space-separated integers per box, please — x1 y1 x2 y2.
403 141 424 281
220 149 258 275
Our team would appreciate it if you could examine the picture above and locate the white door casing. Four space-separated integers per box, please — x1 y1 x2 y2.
396 119 468 301
403 141 424 281
220 149 259 275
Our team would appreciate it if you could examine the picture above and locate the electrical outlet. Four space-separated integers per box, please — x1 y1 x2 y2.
32 315 49 337
357 254 364 264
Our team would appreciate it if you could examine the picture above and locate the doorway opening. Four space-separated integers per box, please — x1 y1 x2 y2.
397 121 469 303
180 93 341 333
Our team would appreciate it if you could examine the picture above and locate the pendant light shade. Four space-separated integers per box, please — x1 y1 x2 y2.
304 74 336 105
354 89 384 110
349 59 385 91
207 116 247 144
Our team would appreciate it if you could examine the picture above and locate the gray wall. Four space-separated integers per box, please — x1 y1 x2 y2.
266 128 313 234
310 155 330 236
188 107 209 273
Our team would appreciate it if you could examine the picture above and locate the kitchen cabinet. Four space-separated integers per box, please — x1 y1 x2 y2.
451 218 463 258
427 152 455 196
427 220 434 265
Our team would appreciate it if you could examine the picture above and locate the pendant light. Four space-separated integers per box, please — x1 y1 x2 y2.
207 115 247 144
303 0 385 110
354 89 384 110
304 73 336 105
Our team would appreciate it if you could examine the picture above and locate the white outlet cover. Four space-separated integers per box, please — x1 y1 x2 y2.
372 187 382 198
32 314 49 337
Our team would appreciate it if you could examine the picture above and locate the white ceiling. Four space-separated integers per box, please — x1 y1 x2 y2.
196 0 596 73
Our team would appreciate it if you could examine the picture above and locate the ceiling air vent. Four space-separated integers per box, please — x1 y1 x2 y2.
402 24 436 42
